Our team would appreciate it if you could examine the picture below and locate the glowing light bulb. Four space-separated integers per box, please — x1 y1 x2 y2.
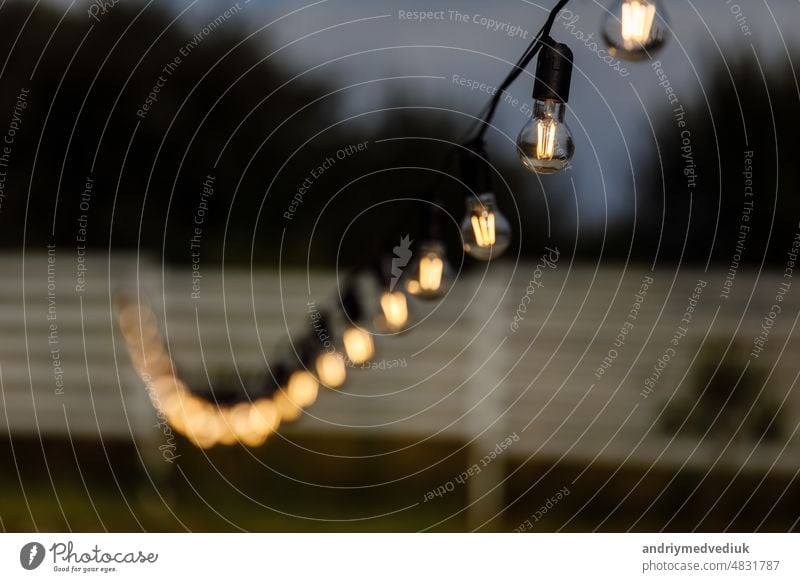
420 255 443 290
517 42 575 174
343 326 374 365
622 1 655 43
461 193 511 260
379 290 409 332
602 0 668 60
228 402 261 446
536 118 557 160
405 242 452 300
274 392 301 422
315 351 346 388
472 213 494 245
287 370 319 408
250 398 280 435
517 100 574 174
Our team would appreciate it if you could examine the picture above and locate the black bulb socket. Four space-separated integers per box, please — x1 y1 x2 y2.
532 39 573 103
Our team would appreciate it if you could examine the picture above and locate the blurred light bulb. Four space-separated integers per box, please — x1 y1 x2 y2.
420 255 443 290
517 100 574 174
315 351 346 388
405 242 452 300
250 398 281 435
343 326 374 365
379 290 409 332
602 0 668 60
229 402 260 446
287 370 319 408
274 392 301 422
461 193 511 260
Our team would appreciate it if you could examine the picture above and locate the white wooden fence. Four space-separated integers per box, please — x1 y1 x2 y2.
2 252 799 483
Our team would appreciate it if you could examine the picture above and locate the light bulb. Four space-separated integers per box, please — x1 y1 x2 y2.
249 398 280 435
602 0 668 60
287 370 319 407
315 351 346 388
517 100 574 174
405 241 452 300
461 193 511 260
343 325 374 365
518 41 575 174
229 402 263 447
379 290 409 332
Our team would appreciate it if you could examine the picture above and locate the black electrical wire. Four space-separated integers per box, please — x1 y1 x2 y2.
422 0 573 202
270 0 574 392
470 0 571 143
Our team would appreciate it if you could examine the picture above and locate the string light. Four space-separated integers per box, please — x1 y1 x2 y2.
115 296 297 448
340 283 376 364
601 0 668 60
315 351 347 388
286 370 320 408
343 326 375 365
459 143 511 260
516 40 575 174
378 289 409 332
273 366 319 422
462 194 512 260
301 312 348 388
372 256 412 332
405 241 452 300
116 0 676 451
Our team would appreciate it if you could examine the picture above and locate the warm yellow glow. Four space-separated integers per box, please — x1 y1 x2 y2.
419 253 444 291
536 118 557 160
621 0 656 46
215 407 238 446
287 370 319 407
229 402 265 447
274 391 301 422
315 352 346 388
229 403 251 435
166 389 204 435
343 326 375 365
470 211 496 248
250 398 280 434
184 400 225 448
380 291 408 331
117 295 319 450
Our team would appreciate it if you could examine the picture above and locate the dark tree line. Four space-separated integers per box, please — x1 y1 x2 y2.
1 1 797 269
633 54 800 267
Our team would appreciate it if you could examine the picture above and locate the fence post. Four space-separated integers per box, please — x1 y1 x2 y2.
464 269 512 531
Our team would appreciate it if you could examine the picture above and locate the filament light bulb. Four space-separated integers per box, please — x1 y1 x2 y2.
461 193 511 260
405 241 452 300
517 100 574 174
602 0 668 60
379 290 409 332
315 351 346 388
343 326 375 365
536 118 557 160
622 1 655 44
419 255 443 291
517 41 575 174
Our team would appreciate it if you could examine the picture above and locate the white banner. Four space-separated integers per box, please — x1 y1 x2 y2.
0 533 797 581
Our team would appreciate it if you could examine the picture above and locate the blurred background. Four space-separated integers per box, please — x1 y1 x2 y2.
0 0 799 532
